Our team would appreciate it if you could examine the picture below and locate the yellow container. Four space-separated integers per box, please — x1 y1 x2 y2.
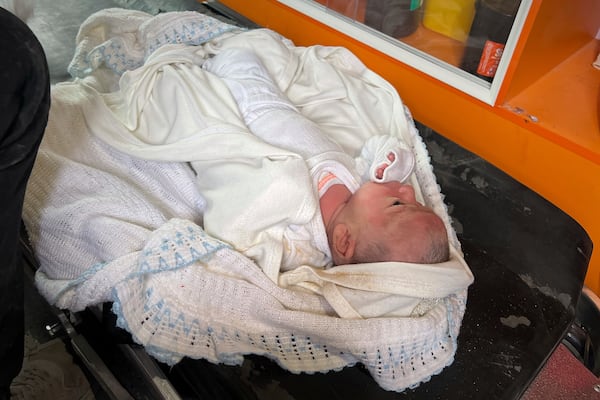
423 0 477 42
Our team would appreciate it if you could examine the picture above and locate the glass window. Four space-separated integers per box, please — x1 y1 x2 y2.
278 0 531 104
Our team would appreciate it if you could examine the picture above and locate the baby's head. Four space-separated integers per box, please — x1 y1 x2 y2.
327 181 449 265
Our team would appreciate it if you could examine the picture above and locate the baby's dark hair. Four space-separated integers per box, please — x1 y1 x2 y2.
420 230 450 264
353 228 450 264
353 240 389 264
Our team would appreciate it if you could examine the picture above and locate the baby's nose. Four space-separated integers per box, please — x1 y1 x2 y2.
396 183 418 203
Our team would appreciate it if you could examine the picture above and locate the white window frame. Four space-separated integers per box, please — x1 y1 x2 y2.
277 0 532 105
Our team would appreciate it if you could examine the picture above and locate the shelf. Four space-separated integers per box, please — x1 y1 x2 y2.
502 39 600 163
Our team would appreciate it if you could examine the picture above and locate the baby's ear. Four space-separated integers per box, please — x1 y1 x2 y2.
332 223 356 264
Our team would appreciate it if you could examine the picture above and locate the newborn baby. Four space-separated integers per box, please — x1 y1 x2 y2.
204 48 449 270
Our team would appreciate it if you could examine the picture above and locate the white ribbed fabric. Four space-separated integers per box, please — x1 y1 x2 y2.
204 48 344 158
23 9 473 393
23 82 206 280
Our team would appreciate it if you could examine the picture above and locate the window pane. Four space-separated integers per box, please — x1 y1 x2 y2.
314 0 521 83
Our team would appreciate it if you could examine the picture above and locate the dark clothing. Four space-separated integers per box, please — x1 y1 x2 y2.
0 6 50 396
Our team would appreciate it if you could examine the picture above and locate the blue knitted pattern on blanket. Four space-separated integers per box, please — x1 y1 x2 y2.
111 222 231 358
68 13 241 78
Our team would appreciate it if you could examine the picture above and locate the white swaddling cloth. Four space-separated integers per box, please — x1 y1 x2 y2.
23 9 473 393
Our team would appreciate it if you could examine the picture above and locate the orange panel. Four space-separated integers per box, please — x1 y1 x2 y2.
506 0 600 98
504 40 600 161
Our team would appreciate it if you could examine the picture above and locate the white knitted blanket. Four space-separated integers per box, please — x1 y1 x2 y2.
23 9 473 392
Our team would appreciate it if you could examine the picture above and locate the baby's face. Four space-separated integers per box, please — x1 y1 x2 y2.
347 181 431 224
346 181 445 262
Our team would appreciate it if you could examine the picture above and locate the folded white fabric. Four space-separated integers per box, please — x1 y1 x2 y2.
203 47 300 126
68 8 241 79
